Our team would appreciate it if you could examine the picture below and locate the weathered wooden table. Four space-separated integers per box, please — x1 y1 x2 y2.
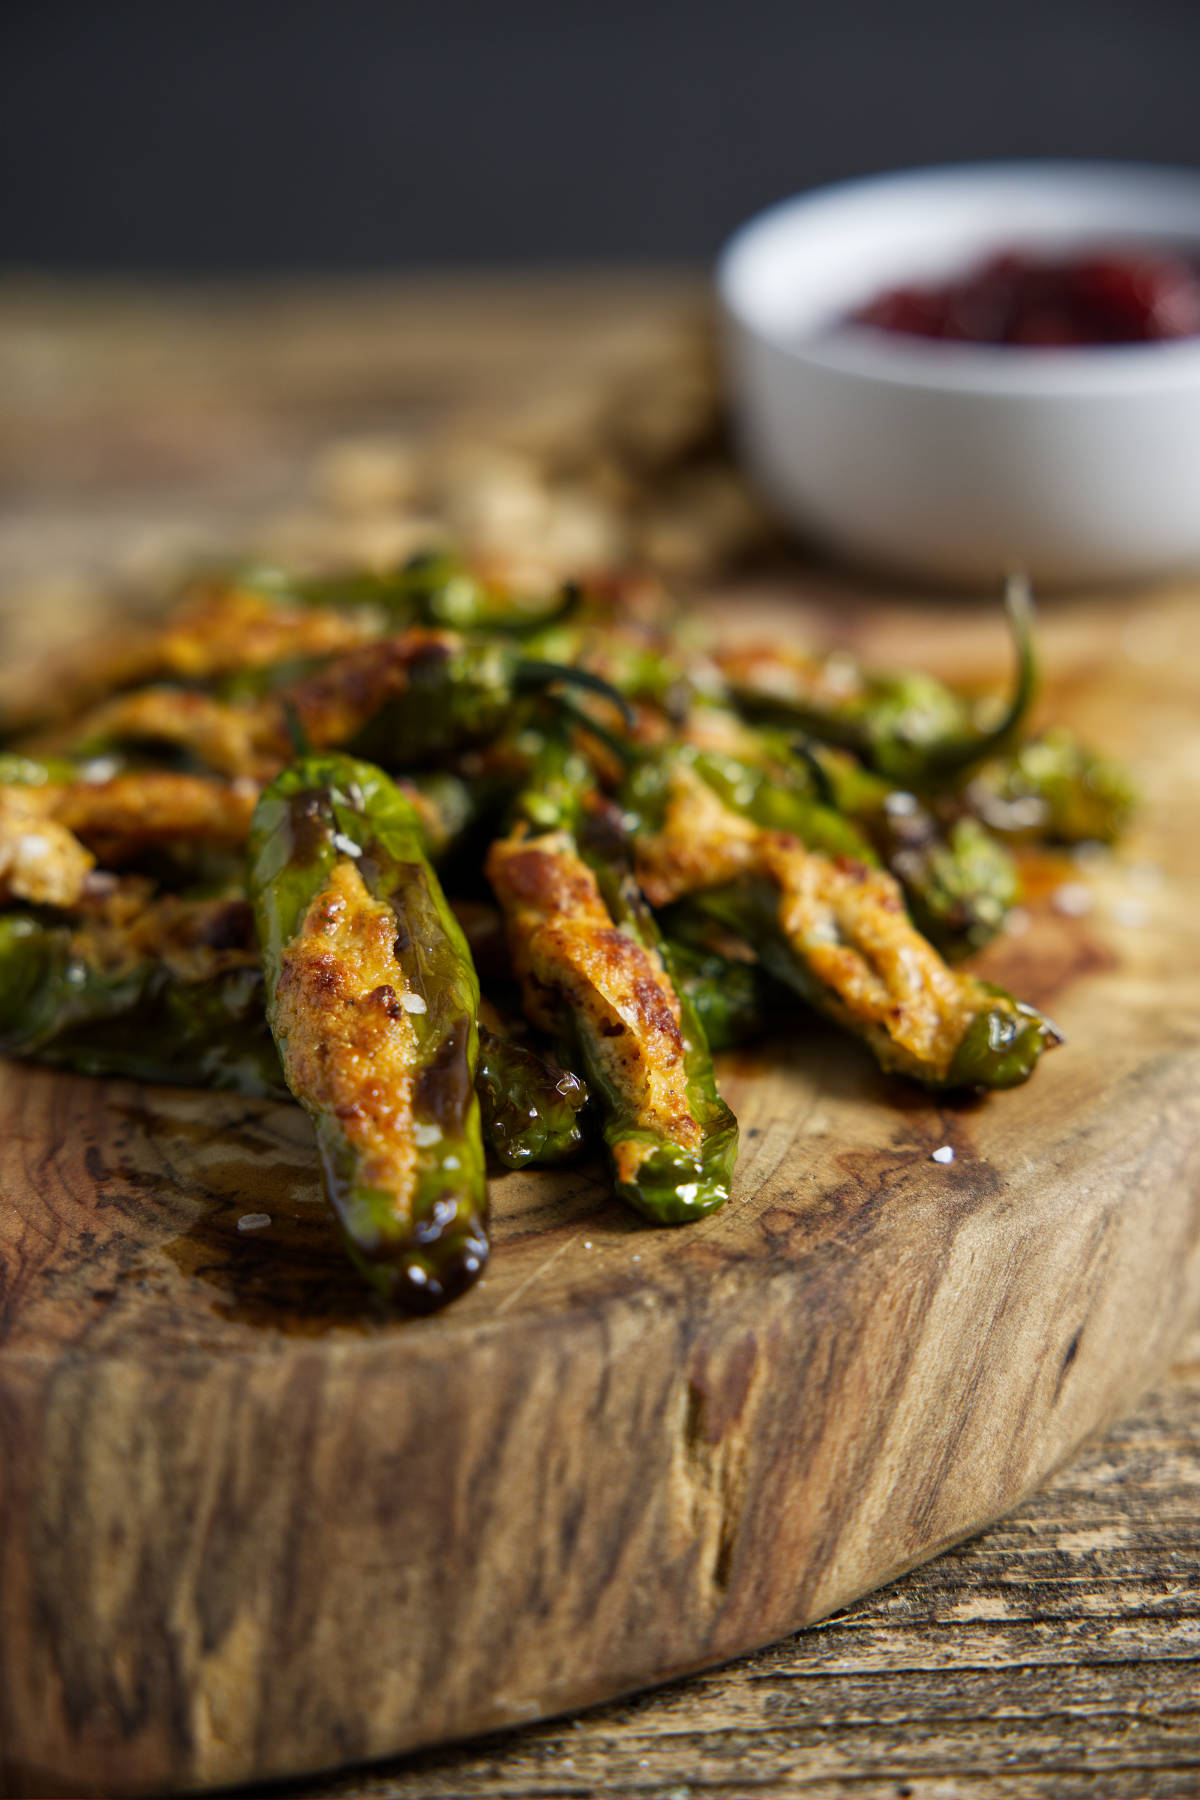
1 277 1197 1800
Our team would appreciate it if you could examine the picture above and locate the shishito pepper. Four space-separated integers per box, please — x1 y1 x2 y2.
799 747 1021 958
662 714 1021 959
59 629 629 784
965 726 1138 845
486 739 738 1224
719 577 1037 787
476 1022 588 1170
248 752 488 1310
633 757 1059 1092
0 910 286 1097
242 550 581 637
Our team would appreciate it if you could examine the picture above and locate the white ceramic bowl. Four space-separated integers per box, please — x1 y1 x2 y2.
717 162 1200 587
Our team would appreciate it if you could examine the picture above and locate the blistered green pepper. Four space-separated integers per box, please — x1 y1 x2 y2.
966 726 1137 844
689 873 1058 1092
724 578 1036 787
943 983 1063 1090
476 1026 588 1169
584 830 739 1222
660 933 777 1052
243 550 581 637
489 737 738 1224
777 743 1019 958
248 752 488 1310
622 741 876 866
0 912 285 1097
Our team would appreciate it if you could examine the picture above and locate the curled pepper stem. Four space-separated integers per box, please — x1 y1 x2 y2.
921 573 1037 779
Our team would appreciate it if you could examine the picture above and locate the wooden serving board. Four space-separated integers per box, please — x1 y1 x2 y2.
2 579 1199 1799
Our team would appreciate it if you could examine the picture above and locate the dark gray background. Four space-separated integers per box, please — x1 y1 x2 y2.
4 0 1198 270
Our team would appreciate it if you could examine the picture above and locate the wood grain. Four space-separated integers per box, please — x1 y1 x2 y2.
261 1327 1200 1800
2 576 1199 1797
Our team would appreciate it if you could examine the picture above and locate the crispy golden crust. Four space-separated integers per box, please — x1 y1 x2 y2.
716 642 866 709
274 860 420 1207
634 762 990 1083
152 583 380 680
49 628 458 782
73 886 260 983
633 761 760 908
53 687 287 780
759 835 984 1081
278 628 455 750
50 773 259 863
0 787 94 909
486 828 702 1175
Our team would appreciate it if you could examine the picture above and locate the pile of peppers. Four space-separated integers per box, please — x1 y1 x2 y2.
0 555 1135 1312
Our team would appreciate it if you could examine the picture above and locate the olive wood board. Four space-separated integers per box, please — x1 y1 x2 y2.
2 580 1199 1799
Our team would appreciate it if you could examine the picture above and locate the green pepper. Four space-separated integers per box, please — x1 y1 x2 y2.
241 551 580 637
965 726 1137 844
781 744 1019 958
943 983 1063 1090
691 870 1058 1092
584 827 739 1222
659 932 777 1052
248 752 488 1310
892 813 1020 958
723 577 1036 786
622 741 876 866
476 1025 588 1169
488 738 738 1224
0 913 286 1097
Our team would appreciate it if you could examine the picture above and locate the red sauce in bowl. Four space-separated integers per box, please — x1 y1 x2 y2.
849 247 1200 346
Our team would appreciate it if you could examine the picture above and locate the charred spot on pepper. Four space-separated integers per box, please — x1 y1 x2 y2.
285 788 332 866
413 1015 475 1134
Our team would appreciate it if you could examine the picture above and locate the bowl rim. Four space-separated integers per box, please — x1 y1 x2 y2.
717 159 1200 397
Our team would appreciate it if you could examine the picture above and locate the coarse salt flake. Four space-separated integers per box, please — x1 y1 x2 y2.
400 992 427 1014
237 1212 271 1232
931 1145 955 1165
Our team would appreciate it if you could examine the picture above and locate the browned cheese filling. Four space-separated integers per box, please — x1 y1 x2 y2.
48 628 458 784
51 772 260 863
0 786 94 908
53 687 287 781
72 884 260 983
486 828 702 1183
716 641 869 711
273 859 421 1210
634 762 992 1083
150 583 381 680
7 582 384 738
